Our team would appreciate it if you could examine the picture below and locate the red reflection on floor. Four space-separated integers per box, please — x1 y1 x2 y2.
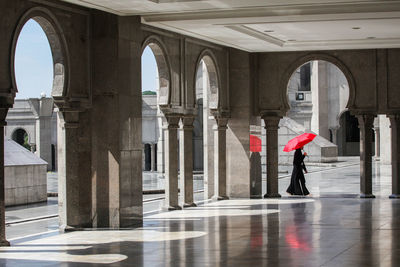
285 225 311 251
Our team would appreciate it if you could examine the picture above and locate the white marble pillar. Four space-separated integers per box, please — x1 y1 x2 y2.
389 114 400 198
214 117 229 200
263 116 281 198
357 114 376 198
0 113 9 246
180 116 196 207
151 143 156 171
164 114 181 210
374 127 380 160
157 116 166 174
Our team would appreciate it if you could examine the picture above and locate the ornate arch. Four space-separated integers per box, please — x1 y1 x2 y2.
142 35 172 107
10 7 69 99
195 49 221 111
280 53 356 115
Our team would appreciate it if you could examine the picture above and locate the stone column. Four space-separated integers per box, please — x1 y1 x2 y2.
214 117 229 200
157 117 166 174
330 127 338 145
142 144 145 171
263 116 281 198
164 114 181 210
58 111 85 228
151 144 156 171
357 114 376 198
374 127 380 160
389 115 400 198
180 116 196 207
0 112 9 246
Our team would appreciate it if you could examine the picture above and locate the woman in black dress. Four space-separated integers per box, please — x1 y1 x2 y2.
286 147 310 196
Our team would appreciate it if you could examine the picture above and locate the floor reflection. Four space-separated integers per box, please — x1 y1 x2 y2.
3 161 400 266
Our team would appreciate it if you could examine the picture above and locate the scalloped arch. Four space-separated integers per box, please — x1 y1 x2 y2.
281 53 356 115
195 49 220 111
142 36 172 107
11 7 69 99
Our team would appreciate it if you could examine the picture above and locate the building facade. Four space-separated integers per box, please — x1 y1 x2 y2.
4 97 57 171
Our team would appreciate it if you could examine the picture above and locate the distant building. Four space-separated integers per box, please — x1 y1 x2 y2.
4 139 48 206
5 97 57 171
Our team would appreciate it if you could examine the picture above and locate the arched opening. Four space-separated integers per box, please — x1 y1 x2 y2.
11 128 30 151
194 54 220 200
141 41 169 197
5 13 66 239
270 59 371 197
12 17 60 170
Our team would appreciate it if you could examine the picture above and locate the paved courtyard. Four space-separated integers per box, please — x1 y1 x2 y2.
2 159 398 266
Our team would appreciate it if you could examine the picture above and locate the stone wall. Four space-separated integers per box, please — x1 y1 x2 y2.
5 165 47 206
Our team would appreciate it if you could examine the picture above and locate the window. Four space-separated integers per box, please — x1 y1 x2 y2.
299 63 311 91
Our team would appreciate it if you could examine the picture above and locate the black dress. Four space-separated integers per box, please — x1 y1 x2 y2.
286 149 310 195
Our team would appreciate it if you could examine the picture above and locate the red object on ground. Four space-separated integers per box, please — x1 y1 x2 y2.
250 134 262 152
283 133 317 152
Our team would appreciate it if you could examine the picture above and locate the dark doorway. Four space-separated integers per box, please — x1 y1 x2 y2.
144 144 151 171
51 144 56 171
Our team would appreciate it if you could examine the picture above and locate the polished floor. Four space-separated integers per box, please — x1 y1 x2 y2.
1 160 399 266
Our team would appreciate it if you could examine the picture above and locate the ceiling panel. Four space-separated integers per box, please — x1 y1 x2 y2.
60 0 400 52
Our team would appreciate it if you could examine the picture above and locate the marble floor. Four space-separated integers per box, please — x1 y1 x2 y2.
1 161 399 266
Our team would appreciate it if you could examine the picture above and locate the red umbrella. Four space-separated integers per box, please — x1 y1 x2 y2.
250 134 262 152
283 133 316 152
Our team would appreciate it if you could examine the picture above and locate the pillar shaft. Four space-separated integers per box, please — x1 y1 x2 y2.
263 116 281 198
331 127 338 145
214 117 229 200
58 112 89 228
151 144 156 171
389 115 400 198
0 115 10 246
357 114 376 198
164 115 181 210
374 127 380 159
180 116 196 207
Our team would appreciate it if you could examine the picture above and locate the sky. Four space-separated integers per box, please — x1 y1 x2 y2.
14 19 158 99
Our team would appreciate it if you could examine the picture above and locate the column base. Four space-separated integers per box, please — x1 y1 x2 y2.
183 203 197 208
0 239 10 247
212 195 229 201
264 193 282 198
250 195 263 199
166 205 182 211
360 193 375 198
389 194 400 199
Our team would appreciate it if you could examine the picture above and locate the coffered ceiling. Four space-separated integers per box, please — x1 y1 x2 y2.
60 0 400 52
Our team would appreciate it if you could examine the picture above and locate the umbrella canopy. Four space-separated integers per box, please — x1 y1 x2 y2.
283 133 317 152
250 134 262 152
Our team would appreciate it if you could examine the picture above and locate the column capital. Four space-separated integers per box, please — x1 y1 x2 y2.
388 113 400 121
165 114 181 129
180 115 195 128
356 114 375 128
60 111 80 129
214 117 228 129
388 114 400 130
263 116 281 130
211 109 230 129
